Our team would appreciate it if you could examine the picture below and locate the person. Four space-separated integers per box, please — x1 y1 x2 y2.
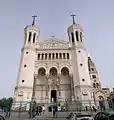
85 106 88 111
53 106 56 117
42 105 45 115
63 106 65 111
38 106 42 116
92 106 97 113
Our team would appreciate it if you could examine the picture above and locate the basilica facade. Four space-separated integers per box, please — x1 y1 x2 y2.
13 17 108 108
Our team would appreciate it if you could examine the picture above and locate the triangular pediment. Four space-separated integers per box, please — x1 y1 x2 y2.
37 37 70 49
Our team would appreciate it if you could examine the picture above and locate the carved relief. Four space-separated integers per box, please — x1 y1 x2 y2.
37 39 69 50
82 89 88 95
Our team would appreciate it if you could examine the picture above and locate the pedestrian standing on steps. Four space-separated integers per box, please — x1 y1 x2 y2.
42 105 45 115
38 106 42 116
53 106 56 117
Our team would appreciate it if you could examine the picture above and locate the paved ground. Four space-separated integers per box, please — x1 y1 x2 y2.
3 112 66 120
1 111 96 120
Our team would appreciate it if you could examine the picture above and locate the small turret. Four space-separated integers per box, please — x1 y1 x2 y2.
88 56 101 89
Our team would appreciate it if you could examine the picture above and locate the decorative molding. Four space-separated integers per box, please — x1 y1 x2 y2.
15 86 33 89
36 38 69 50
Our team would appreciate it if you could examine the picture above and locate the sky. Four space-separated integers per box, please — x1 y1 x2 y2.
0 0 114 98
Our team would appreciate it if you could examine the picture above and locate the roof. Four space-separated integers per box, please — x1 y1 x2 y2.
102 88 110 90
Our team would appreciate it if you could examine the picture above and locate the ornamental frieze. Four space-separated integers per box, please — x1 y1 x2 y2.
36 39 69 50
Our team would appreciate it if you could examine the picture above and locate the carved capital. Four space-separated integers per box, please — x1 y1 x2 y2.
69 74 73 79
34 74 38 79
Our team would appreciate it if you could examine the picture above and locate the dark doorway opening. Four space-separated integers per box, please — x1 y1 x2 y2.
51 90 57 102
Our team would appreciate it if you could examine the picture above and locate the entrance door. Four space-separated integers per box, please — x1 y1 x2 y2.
51 90 57 102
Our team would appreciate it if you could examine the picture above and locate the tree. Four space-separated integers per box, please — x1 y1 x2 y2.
0 97 13 109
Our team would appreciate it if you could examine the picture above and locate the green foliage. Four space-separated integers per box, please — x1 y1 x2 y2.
0 97 13 109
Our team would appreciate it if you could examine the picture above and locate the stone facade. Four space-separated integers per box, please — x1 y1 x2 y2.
13 20 109 108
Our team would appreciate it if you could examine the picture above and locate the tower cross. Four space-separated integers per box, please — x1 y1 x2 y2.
32 15 37 25
71 14 76 24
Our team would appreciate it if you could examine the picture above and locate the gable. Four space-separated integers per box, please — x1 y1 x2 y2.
37 38 70 50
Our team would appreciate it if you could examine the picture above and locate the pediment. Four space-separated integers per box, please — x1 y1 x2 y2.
37 37 70 49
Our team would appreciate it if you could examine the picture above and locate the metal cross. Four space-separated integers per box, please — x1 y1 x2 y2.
32 15 37 25
71 14 76 24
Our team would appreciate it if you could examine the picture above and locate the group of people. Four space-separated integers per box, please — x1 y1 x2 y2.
85 105 106 112
29 101 45 118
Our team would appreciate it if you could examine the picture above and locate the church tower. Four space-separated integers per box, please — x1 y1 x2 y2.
67 15 92 103
14 16 40 102
88 56 101 90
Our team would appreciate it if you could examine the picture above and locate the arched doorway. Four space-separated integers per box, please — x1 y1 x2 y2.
51 90 57 102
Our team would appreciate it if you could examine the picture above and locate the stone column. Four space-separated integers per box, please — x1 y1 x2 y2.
65 53 67 59
69 74 74 100
58 53 60 59
32 74 38 100
57 74 61 101
61 53 63 59
40 54 42 59
78 31 80 41
47 53 49 60
45 75 49 103
51 53 52 59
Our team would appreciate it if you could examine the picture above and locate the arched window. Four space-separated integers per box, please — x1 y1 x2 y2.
93 83 96 88
28 32 32 42
38 67 46 76
80 32 82 42
33 33 36 43
91 68 94 71
75 31 79 41
38 54 40 60
49 67 57 76
49 53 51 59
52 53 54 59
71 32 74 43
45 53 47 60
96 83 99 88
60 53 62 59
56 53 58 59
41 54 44 60
67 53 69 59
63 53 65 59
61 67 69 76
92 75 96 79
24 33 27 44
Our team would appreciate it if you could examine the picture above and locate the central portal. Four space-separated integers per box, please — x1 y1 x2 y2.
51 90 57 102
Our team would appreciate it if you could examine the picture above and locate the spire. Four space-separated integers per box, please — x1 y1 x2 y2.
32 15 37 25
71 14 76 24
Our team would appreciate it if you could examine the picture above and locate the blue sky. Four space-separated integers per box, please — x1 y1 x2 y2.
0 0 114 98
